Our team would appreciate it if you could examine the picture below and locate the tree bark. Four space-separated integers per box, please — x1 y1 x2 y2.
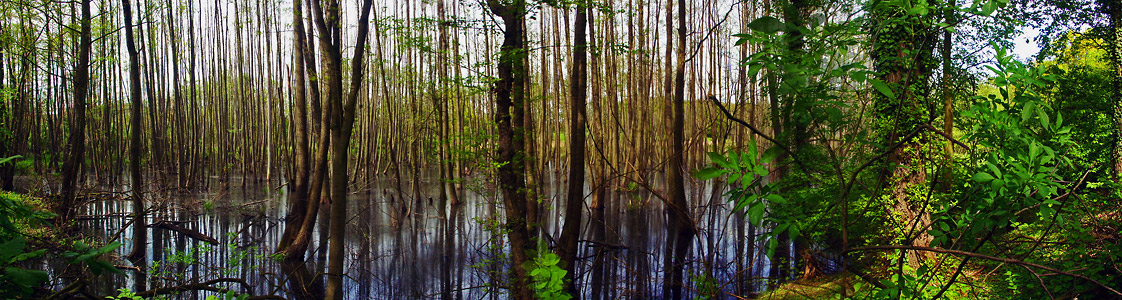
1105 0 1122 178
277 0 312 254
486 0 534 298
557 1 588 298
57 0 93 224
870 0 938 264
663 0 695 298
307 0 373 298
123 0 147 262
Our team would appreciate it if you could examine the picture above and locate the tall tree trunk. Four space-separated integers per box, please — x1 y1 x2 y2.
123 0 147 262
277 0 312 254
557 1 588 298
663 0 695 298
942 0 956 188
57 0 93 224
1106 0 1122 177
0 23 9 191
309 0 373 298
283 0 328 263
0 19 10 191
486 0 534 298
870 0 938 264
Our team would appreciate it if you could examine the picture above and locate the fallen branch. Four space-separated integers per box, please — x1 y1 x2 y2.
580 239 629 250
135 278 247 298
149 221 219 245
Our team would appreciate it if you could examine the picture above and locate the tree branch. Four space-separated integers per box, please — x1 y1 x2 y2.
847 245 1122 296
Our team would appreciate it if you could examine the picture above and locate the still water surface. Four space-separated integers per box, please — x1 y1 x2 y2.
64 175 774 299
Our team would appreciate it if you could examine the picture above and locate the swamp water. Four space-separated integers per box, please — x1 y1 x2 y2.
52 175 785 299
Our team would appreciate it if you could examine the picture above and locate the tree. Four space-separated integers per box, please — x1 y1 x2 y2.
556 0 588 297
1103 0 1122 177
123 0 147 262
868 0 939 264
276 0 313 256
486 0 535 298
662 0 695 297
57 0 93 224
305 0 373 298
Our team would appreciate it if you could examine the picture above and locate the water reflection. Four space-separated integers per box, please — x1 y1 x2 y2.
72 176 774 299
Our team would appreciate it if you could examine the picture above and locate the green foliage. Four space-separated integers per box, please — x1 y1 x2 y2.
0 190 53 298
469 216 512 295
933 45 1073 246
205 290 248 300
696 140 801 256
64 240 123 276
690 270 719 300
108 288 146 300
526 244 570 300
0 237 48 297
1038 31 1114 178
696 140 778 223
0 190 122 297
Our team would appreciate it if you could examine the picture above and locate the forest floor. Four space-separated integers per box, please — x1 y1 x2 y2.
756 272 861 299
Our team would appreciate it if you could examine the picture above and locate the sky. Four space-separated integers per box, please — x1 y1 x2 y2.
1011 26 1043 61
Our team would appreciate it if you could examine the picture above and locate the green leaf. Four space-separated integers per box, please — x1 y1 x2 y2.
761 147 781 164
869 78 895 99
1021 102 1034 123
972 172 995 183
0 237 26 262
707 152 730 169
0 155 22 166
848 71 867 83
748 204 766 226
11 249 45 262
5 267 48 287
747 64 763 78
765 194 786 204
694 167 727 180
747 16 784 34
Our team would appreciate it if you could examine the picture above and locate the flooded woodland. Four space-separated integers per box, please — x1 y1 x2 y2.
1 0 1122 299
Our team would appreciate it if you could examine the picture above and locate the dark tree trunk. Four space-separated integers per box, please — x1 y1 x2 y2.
1105 0 1122 177
486 0 534 298
283 0 328 263
557 1 588 298
57 0 93 224
0 19 10 191
123 0 147 262
663 0 695 298
306 0 373 298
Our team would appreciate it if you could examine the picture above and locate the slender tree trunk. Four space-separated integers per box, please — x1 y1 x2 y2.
57 0 93 224
309 0 373 298
123 0 147 262
284 0 328 262
942 0 955 188
0 23 10 191
277 0 312 254
557 1 588 298
663 0 695 298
